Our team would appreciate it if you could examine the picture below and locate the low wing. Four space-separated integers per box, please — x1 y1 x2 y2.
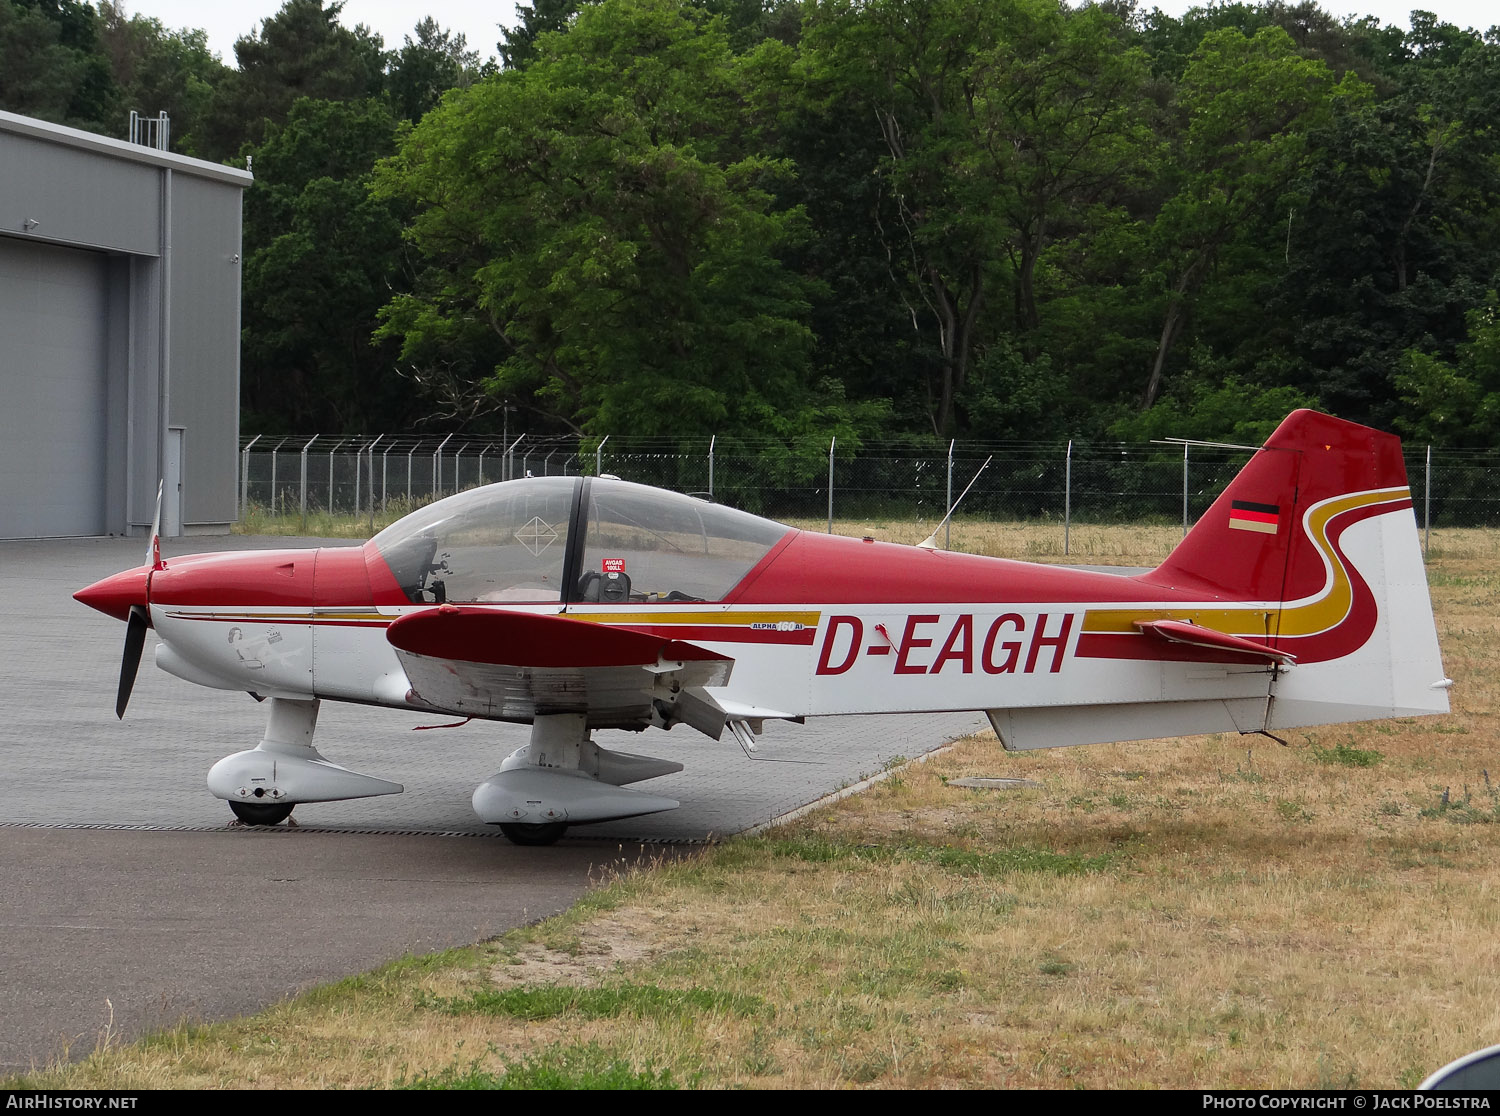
385 606 735 732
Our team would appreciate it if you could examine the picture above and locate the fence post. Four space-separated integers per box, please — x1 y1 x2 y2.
827 436 836 533
453 443 467 494
353 440 361 519
1425 444 1432 557
1181 441 1190 537
270 437 288 516
366 436 382 533
432 433 454 497
1065 439 1072 557
406 442 416 502
240 435 261 519
506 435 524 483
299 435 318 527
945 439 955 549
381 442 393 511
596 435 609 476
708 435 715 498
327 438 343 515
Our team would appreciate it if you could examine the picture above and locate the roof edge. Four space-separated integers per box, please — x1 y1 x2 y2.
0 110 253 188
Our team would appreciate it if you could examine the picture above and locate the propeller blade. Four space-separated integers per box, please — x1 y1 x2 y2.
148 480 164 571
116 604 148 719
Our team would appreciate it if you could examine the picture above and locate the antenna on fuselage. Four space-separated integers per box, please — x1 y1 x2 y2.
917 455 992 551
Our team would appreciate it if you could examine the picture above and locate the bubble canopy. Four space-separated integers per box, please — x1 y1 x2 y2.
369 476 793 606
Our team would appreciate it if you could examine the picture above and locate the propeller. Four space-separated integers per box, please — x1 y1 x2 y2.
116 605 148 719
115 483 164 719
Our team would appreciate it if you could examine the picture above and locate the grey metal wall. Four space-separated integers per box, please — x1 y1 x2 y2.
0 109 251 538
0 239 109 537
167 173 244 529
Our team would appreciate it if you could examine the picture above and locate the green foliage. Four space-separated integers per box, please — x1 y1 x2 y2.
240 96 410 433
436 982 769 1021
759 835 1115 877
1308 742 1384 768
96 1 228 156
198 0 387 161
386 16 487 123
1140 25 1357 410
5 0 1500 443
1110 364 1319 445
0 0 118 130
377 0 817 441
1397 296 1500 446
404 1044 683 1089
800 0 1154 436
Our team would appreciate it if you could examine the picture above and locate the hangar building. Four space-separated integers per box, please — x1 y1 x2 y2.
0 110 252 539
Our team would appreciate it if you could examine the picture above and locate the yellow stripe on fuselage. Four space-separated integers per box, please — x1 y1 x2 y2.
1082 488 1408 639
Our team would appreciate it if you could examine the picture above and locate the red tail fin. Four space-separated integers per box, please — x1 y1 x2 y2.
1144 409 1409 603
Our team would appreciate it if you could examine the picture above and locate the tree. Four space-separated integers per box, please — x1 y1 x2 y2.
1396 295 1500 446
1269 18 1500 425
499 0 586 68
1140 26 1354 409
0 0 119 131
801 0 1152 437
376 0 815 441
386 16 486 123
197 0 385 160
240 97 409 433
96 0 228 155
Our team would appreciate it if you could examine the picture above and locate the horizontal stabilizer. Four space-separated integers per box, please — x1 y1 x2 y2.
1134 619 1295 666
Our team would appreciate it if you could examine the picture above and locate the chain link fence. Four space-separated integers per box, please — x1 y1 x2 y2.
238 433 1500 546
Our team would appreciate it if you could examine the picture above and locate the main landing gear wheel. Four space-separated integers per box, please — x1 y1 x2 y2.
499 821 568 846
229 800 295 826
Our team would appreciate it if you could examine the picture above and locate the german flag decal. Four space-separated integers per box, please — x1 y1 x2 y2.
1229 499 1280 534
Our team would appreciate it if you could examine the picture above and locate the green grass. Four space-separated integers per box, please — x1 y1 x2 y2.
402 1044 685 1090
434 982 769 1022
1309 742 1384 768
752 835 1117 877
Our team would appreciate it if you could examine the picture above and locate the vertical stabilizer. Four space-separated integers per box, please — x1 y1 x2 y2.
1144 409 1448 723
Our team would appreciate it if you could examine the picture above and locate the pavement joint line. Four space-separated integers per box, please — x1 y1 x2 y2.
0 819 721 843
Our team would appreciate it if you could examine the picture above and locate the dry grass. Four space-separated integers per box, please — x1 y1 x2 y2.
12 526 1500 1090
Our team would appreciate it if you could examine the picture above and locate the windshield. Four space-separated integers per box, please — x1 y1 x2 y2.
370 477 577 604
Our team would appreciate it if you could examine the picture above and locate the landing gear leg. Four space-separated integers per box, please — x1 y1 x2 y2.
207 697 403 824
473 714 681 844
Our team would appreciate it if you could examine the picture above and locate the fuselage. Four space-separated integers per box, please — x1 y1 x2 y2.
70 412 1454 837
75 471 1444 745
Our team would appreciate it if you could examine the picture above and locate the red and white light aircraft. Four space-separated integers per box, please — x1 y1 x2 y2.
76 410 1451 844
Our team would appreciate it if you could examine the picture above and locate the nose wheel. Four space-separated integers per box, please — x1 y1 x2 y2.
229 800 295 826
498 822 568 846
